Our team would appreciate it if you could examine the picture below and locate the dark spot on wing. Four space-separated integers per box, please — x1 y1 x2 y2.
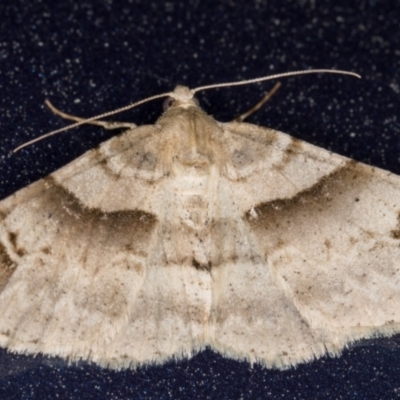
8 232 26 257
391 211 400 239
274 137 303 170
0 242 17 291
41 247 51 255
137 152 157 170
191 258 212 272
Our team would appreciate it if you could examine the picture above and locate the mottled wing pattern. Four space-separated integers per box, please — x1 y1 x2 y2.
0 122 211 368
1 95 400 370
209 121 400 368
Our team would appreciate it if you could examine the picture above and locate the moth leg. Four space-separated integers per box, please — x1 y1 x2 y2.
45 100 137 130
234 82 281 122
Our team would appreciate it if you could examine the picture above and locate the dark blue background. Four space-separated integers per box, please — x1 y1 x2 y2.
1 0 400 398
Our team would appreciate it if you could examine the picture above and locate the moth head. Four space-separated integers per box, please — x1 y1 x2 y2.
163 86 199 110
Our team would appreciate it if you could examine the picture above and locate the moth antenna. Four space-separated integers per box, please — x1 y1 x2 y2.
235 81 282 122
13 91 173 153
14 69 361 153
192 69 361 93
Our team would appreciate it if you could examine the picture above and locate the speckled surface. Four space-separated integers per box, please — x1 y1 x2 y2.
1 0 400 398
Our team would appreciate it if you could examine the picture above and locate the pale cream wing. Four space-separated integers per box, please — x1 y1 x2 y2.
0 125 210 369
209 122 400 368
0 123 174 216
219 120 348 212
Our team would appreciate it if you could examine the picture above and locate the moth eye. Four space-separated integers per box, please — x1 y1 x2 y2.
163 97 175 110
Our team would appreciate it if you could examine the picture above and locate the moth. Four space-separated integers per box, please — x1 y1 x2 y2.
1 70 400 370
